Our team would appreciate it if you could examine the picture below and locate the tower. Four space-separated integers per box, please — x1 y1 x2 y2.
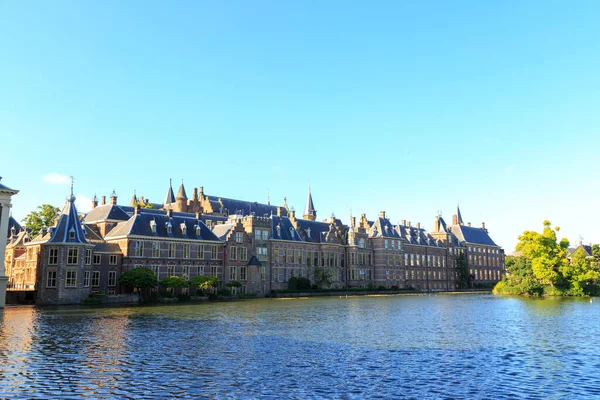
175 181 188 212
303 183 316 221
163 179 175 208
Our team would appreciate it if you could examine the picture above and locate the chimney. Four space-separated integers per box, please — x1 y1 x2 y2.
329 214 335 224
452 214 458 225
408 221 412 227
379 211 386 219
417 222 421 229
277 206 283 217
41 226 47 236
482 222 486 230
167 208 173 217
290 209 296 220
134 204 140 215
199 186 204 196
92 196 98 209
192 187 198 201
101 196 106 205
467 222 471 227
401 219 406 226
351 216 356 227
195 211 201 219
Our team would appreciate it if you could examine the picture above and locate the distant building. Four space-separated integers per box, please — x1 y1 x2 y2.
5 180 506 305
0 177 19 308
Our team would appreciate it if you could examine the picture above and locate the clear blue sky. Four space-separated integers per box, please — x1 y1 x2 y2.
2 0 599 252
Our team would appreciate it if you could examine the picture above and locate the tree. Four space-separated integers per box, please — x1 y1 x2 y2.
515 220 569 286
312 266 334 289
225 280 242 288
189 275 218 295
455 254 471 289
564 248 600 295
22 204 60 236
119 268 157 300
160 276 188 289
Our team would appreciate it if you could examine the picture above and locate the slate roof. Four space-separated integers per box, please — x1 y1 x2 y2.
247 255 261 266
271 216 303 242
7 229 30 248
7 216 23 238
164 182 175 205
83 204 131 223
0 180 18 194
457 206 464 225
47 196 89 244
211 223 235 241
206 195 282 217
395 225 444 247
370 217 402 239
304 187 316 216
92 242 122 253
294 218 331 243
105 211 221 242
176 183 187 199
450 225 498 246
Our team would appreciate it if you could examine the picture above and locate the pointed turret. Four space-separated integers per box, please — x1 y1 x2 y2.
175 180 188 212
164 179 175 207
457 205 464 226
303 183 316 221
47 190 88 244
130 190 138 207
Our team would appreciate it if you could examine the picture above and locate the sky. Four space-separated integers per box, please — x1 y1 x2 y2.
1 0 599 252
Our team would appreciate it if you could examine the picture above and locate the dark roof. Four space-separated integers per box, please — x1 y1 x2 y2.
176 183 187 199
164 182 175 205
304 187 316 216
568 245 593 257
83 204 131 223
457 206 464 225
396 224 444 247
211 223 235 241
105 211 221 242
370 217 402 239
0 180 18 194
271 216 303 242
207 195 282 217
247 255 261 266
294 218 331 243
93 242 122 253
451 225 498 246
7 229 30 247
47 196 89 244
7 216 23 238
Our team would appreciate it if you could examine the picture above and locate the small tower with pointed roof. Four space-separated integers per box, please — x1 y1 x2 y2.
303 183 317 221
129 190 138 207
163 179 175 209
175 180 188 212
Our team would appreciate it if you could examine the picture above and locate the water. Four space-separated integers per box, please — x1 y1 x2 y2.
1 294 599 399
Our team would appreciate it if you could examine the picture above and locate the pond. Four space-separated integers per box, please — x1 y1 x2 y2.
1 294 599 399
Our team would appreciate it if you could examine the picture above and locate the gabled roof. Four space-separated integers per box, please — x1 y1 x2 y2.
105 211 221 242
46 195 89 244
450 225 498 246
7 229 30 248
247 255 261 266
7 216 23 238
211 223 235 241
271 216 303 242
370 217 402 239
396 224 445 247
83 204 131 223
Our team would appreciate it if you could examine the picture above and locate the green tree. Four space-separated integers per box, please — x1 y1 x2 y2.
455 254 471 289
189 275 218 295
312 266 334 289
161 276 188 289
515 220 569 286
225 280 242 288
22 204 60 236
119 268 157 300
564 248 600 295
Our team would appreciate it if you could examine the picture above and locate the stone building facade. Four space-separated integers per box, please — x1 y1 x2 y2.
5 181 505 305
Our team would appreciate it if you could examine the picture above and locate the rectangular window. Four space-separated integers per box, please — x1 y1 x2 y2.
211 245 218 260
307 251 312 267
273 248 279 262
290 249 295 263
182 266 189 280
151 265 160 280
240 266 247 280
184 244 190 259
67 248 79 265
108 271 117 287
169 243 176 258
282 249 287 263
261 267 266 280
230 246 238 261
65 270 77 287
48 248 58 265
230 266 237 280
152 242 160 258
235 232 243 243
85 249 92 265
47 270 57 288
240 247 248 261
93 254 101 264
168 265 175 276
84 271 90 287
135 241 144 257
255 230 262 240
198 244 204 258
92 271 100 287
257 247 268 261
262 230 269 240
384 240 388 249
109 255 117 265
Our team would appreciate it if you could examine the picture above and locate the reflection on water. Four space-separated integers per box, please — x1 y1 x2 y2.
1 295 600 399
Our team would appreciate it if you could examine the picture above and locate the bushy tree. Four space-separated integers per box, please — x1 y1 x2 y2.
22 204 60 236
119 268 157 299
225 280 242 289
160 276 188 289
189 275 218 295
312 266 334 289
455 254 471 289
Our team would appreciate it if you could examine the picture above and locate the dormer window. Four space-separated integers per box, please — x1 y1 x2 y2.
69 229 76 240
166 222 172 235
289 227 294 237
181 223 187 236
306 227 311 238
276 225 281 238
150 219 157 234
195 223 201 237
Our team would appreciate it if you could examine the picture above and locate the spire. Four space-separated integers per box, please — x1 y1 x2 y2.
164 179 175 205
47 189 88 244
176 180 188 199
130 190 138 207
457 203 464 226
303 183 316 221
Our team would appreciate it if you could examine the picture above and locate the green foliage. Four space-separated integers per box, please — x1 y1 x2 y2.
287 276 312 290
137 202 154 209
189 275 218 293
312 266 334 289
160 276 188 289
22 204 60 237
119 268 157 292
225 280 242 288
494 221 600 297
455 254 471 289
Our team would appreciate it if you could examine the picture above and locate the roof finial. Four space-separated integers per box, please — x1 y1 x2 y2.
70 176 74 196
170 178 172 187
267 189 271 205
